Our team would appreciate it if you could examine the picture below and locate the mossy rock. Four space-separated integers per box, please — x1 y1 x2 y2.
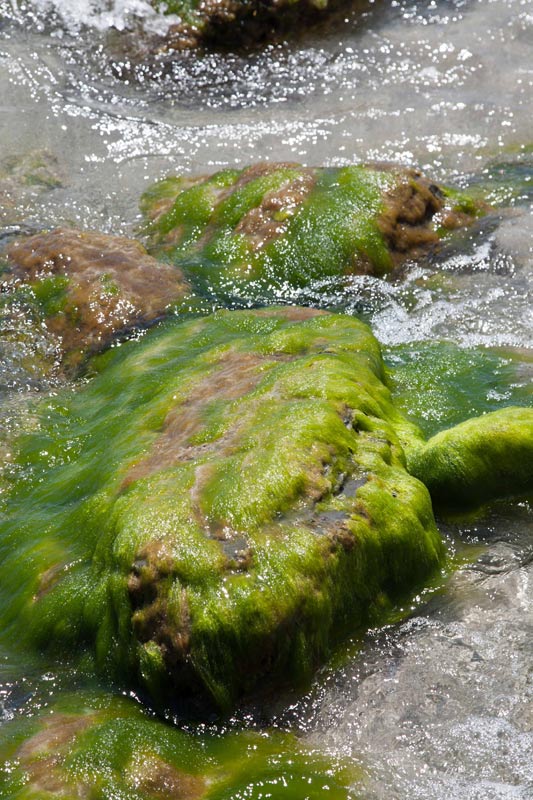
0 307 444 711
4 228 191 371
0 690 359 799
408 407 533 513
140 162 482 304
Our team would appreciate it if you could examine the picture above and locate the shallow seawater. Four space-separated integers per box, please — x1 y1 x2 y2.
281 504 533 800
0 0 532 796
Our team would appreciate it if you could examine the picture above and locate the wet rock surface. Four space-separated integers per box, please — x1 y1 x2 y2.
141 161 479 304
4 227 190 369
0 689 359 799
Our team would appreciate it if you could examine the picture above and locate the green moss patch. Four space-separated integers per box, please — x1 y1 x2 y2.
409 407 533 513
0 690 359 799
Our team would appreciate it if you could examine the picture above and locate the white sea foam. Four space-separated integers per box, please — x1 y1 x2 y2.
25 0 182 34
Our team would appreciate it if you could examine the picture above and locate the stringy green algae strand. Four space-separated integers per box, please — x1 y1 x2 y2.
0 690 360 799
0 307 443 710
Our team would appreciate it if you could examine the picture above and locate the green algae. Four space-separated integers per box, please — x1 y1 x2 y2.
0 690 359 799
408 407 533 513
152 0 203 30
141 163 456 304
385 341 533 439
439 186 488 219
0 307 444 711
386 343 533 513
1 274 69 328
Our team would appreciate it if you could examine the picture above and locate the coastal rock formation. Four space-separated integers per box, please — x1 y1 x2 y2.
2 307 531 712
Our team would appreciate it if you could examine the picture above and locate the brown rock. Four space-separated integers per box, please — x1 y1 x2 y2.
6 228 190 368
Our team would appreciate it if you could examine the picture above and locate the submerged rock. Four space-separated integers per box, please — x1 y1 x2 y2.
0 150 62 227
4 228 190 370
0 690 358 799
141 162 480 302
467 148 533 208
0 307 444 710
2 307 531 711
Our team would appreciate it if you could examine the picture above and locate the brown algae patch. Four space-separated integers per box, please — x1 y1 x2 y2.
126 754 206 799
17 713 95 797
5 227 190 368
128 539 193 669
123 348 279 487
377 170 444 254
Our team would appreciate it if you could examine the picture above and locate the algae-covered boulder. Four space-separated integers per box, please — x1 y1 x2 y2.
0 691 358 799
408 407 533 513
4 228 190 369
141 162 479 303
0 307 444 710
152 0 355 51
